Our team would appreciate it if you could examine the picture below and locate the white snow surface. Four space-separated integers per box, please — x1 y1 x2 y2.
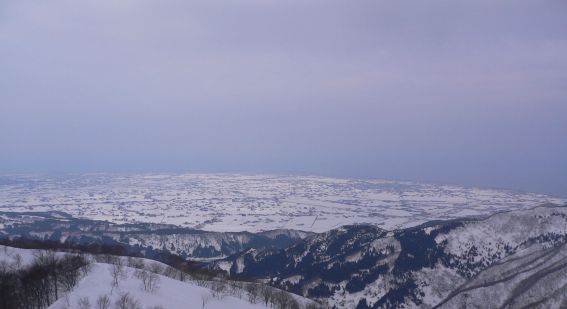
48 263 267 309
0 244 39 266
0 173 564 232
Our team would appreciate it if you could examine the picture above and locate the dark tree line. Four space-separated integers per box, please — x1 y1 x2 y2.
0 237 221 282
0 251 91 309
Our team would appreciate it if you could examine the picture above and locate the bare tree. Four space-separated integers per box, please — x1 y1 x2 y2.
228 280 244 298
260 285 274 307
177 270 186 282
273 290 299 309
0 261 9 273
95 254 116 264
110 263 126 287
210 281 227 299
96 294 111 309
80 259 93 277
161 266 176 279
245 283 259 304
13 254 23 269
135 269 149 291
77 296 92 309
149 263 164 275
127 257 145 269
134 269 160 293
193 273 210 287
148 272 160 292
201 293 211 308
115 292 141 309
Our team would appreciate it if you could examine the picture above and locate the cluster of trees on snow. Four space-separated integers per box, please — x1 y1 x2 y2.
0 239 327 309
94 254 163 293
0 250 91 309
198 280 305 309
195 275 325 309
73 292 163 309
94 253 324 309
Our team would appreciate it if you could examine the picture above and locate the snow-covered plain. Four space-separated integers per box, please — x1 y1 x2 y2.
0 174 563 233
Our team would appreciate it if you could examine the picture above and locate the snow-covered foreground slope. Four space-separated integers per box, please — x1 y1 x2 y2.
0 174 563 232
1 246 315 309
49 263 267 309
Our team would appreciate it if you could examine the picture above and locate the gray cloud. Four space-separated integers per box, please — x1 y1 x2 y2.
1 0 566 196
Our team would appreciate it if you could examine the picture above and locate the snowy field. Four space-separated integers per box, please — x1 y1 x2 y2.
0 174 564 233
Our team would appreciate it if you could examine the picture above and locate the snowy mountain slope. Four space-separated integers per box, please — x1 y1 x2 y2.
433 242 567 308
0 174 563 232
214 204 567 308
48 263 269 309
0 211 310 259
1 245 316 309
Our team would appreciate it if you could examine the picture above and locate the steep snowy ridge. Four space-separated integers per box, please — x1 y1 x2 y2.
0 212 311 260
215 204 567 308
433 242 567 308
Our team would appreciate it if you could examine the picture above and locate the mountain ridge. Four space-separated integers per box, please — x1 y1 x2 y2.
214 203 567 308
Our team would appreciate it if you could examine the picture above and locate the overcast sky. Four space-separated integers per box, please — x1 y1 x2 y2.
1 0 566 196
